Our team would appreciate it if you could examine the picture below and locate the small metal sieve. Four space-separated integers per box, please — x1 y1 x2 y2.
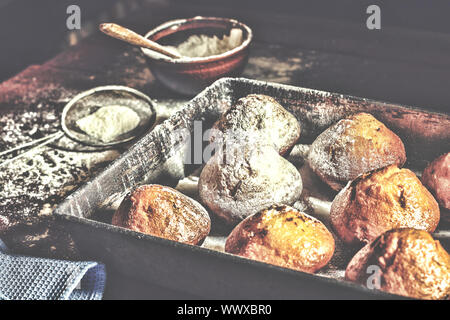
0 85 157 167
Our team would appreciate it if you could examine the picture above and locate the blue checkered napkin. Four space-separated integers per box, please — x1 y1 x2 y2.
0 239 106 300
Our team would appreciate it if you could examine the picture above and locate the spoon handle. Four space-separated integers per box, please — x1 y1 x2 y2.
99 23 181 59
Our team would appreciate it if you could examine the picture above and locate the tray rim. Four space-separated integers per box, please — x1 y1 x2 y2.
234 77 450 117
54 77 449 299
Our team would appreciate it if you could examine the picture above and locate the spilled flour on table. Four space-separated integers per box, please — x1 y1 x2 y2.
0 146 119 222
0 97 187 226
243 44 315 84
0 102 120 225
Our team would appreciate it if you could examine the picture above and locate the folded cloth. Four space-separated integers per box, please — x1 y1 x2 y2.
0 239 106 300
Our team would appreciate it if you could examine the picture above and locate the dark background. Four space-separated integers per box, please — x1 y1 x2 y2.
1 0 449 109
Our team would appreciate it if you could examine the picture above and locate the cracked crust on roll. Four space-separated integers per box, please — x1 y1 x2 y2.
308 113 406 191
422 152 450 222
345 228 450 300
331 165 440 246
199 142 303 226
225 205 335 273
112 184 211 245
210 94 301 156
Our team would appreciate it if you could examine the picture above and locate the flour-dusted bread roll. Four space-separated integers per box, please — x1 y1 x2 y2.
331 165 440 245
211 94 301 155
199 141 303 225
308 113 406 191
112 185 211 245
422 152 450 222
346 228 450 300
225 205 335 273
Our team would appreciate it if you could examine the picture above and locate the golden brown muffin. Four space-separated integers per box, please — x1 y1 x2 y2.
199 141 303 226
210 94 301 155
346 228 450 300
331 165 440 245
112 184 210 245
225 205 335 273
422 152 450 222
308 113 406 191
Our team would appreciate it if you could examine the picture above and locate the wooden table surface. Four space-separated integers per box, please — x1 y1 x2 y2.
0 0 449 298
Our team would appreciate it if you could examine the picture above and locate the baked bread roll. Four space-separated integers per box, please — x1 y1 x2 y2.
211 94 301 155
199 141 303 225
346 228 450 300
422 152 450 222
308 113 406 191
331 165 440 245
112 185 210 245
225 205 335 273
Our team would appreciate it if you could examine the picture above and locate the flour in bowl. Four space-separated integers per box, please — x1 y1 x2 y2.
166 28 243 58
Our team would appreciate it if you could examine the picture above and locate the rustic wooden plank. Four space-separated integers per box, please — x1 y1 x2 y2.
123 1 450 112
176 0 450 34
129 0 450 68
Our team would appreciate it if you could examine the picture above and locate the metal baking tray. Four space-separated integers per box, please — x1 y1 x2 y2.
54 78 450 299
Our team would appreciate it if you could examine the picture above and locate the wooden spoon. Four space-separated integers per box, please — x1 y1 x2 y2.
99 23 181 59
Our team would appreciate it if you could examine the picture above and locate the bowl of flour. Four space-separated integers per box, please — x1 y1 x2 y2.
140 16 253 95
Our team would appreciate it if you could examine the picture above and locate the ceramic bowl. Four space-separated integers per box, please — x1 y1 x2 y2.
141 16 253 95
